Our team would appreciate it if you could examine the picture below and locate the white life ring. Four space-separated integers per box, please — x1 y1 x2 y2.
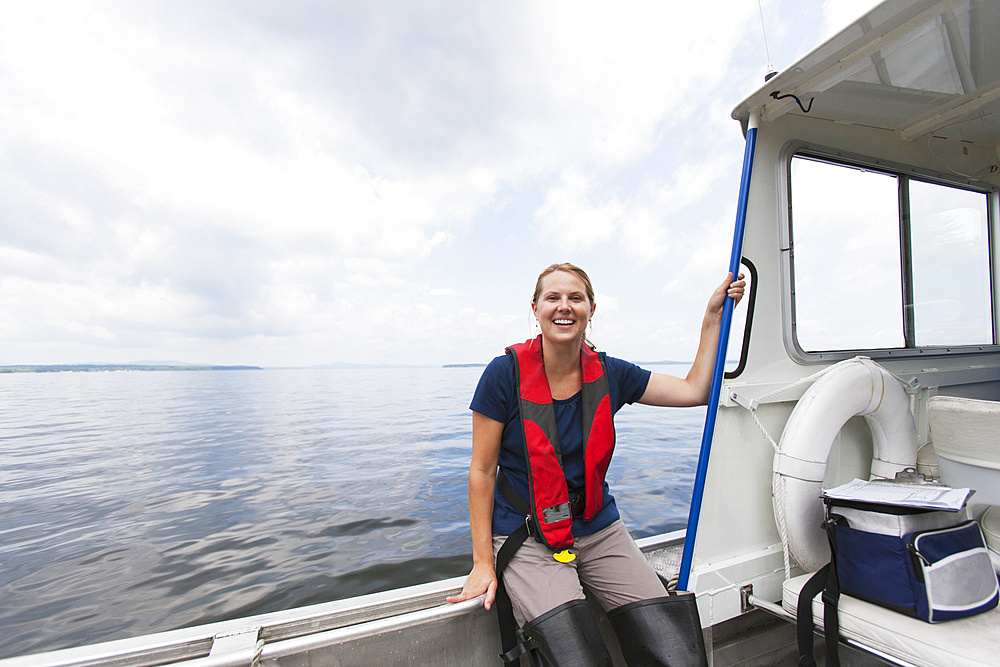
772 357 917 572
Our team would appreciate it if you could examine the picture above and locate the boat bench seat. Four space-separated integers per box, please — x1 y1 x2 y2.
783 573 1000 666
928 395 1000 508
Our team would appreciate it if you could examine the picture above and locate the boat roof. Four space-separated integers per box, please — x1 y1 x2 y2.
732 0 1000 151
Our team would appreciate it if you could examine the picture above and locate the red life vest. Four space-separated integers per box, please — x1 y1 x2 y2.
505 335 616 549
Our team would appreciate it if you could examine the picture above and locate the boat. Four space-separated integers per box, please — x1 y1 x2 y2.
4 0 1000 664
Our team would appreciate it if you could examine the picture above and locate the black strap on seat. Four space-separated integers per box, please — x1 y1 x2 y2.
796 515 842 667
796 564 829 667
822 518 843 667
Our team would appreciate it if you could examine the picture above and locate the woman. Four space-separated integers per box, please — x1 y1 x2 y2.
447 263 745 666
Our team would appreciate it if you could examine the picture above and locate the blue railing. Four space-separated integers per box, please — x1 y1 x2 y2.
677 122 758 591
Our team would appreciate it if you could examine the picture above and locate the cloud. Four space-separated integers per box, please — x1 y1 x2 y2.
0 0 883 366
821 0 883 38
533 170 624 251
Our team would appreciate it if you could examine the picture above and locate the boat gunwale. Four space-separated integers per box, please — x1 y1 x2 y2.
0 532 686 666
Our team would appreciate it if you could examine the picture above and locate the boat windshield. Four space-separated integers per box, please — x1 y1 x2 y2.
788 153 993 356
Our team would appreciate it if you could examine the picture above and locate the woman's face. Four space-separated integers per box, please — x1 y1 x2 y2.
532 270 595 345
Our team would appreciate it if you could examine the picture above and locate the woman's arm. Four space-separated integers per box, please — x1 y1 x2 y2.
638 273 745 408
445 410 504 609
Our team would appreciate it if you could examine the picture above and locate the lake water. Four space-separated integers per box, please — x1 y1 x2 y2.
0 366 706 659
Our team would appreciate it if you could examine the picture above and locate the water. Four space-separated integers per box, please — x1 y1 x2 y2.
0 366 705 659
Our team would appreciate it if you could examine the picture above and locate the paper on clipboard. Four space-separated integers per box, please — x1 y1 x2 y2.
821 478 973 511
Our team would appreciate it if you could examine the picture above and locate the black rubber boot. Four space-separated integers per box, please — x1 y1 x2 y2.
607 594 708 666
518 599 613 667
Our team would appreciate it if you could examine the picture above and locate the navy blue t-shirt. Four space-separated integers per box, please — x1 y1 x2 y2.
470 351 651 537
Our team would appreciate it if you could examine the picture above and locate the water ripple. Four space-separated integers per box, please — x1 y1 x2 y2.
0 366 702 658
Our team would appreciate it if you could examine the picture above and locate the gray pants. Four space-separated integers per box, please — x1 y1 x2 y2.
493 519 665 626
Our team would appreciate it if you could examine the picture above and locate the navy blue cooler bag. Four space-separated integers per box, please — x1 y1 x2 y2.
797 495 999 666
827 498 998 622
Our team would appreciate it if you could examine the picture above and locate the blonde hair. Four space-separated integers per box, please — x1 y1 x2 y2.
532 263 595 306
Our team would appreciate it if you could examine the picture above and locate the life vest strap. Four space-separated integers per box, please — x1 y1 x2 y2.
498 469 530 517
495 518 530 664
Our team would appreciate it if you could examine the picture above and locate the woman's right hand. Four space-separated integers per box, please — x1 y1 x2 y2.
445 562 497 610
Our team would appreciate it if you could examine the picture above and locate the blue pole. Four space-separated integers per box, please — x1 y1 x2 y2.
677 119 758 592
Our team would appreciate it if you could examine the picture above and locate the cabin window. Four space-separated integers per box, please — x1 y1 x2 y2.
908 181 993 346
789 154 994 355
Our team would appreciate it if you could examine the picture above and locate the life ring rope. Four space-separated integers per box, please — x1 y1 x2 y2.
731 356 915 456
734 359 873 454
772 473 792 578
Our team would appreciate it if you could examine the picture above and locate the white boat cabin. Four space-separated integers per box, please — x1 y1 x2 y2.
696 0 1000 664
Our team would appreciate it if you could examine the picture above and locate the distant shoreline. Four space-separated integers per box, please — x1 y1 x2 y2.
0 364 262 374
0 360 734 374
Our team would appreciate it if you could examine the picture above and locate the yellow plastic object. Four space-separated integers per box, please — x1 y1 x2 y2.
553 549 576 563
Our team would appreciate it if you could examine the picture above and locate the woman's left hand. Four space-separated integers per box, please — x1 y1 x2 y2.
707 272 746 317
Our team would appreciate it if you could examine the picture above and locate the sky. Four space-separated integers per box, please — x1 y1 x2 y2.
0 0 882 368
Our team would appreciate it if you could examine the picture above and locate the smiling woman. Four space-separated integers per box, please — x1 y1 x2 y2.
447 262 744 665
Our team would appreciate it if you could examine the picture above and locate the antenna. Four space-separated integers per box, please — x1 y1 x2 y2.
757 0 778 81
